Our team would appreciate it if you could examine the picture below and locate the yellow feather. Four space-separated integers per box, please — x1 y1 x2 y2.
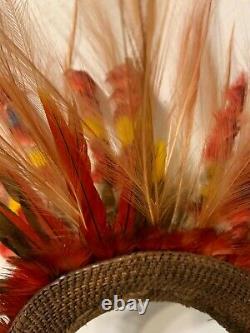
8 197 21 214
115 115 134 146
83 116 105 139
153 140 167 182
28 147 47 168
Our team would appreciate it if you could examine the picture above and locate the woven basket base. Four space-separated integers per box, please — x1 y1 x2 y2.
11 251 250 333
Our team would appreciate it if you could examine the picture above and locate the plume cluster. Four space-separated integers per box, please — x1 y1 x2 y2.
0 0 248 330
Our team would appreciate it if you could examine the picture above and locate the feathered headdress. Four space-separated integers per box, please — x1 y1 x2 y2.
0 0 249 332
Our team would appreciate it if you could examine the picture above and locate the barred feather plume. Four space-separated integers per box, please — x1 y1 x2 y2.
0 0 248 330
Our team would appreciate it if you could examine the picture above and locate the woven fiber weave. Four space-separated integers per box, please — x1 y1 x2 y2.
10 251 250 333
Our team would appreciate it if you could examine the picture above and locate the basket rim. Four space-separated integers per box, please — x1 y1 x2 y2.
10 251 250 333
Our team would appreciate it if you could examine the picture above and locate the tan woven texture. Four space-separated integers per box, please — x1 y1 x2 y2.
10 251 250 333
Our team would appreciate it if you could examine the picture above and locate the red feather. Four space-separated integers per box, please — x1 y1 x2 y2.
0 243 13 258
0 205 45 250
204 74 246 161
40 93 113 258
113 195 137 254
0 258 52 333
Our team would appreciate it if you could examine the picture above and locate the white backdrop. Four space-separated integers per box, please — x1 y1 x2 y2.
77 303 227 333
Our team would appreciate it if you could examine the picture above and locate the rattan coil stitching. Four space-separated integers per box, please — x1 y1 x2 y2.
11 251 250 333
